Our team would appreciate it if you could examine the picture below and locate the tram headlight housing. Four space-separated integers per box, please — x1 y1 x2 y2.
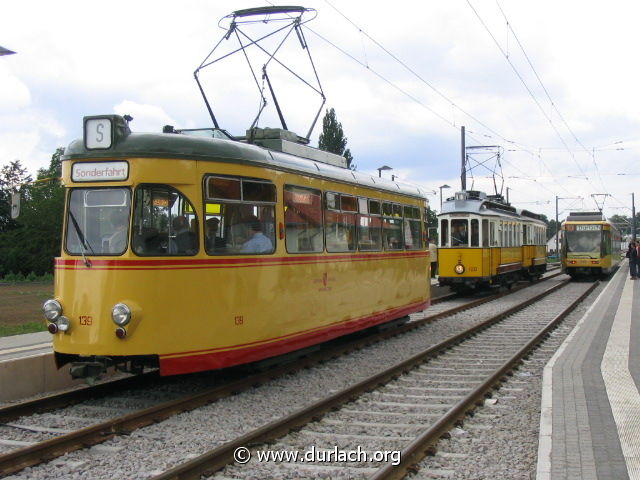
43 299 62 322
111 303 132 326
57 316 71 333
454 264 465 275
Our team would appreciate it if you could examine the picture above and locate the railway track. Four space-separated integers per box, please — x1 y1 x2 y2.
0 270 565 477
149 279 597 480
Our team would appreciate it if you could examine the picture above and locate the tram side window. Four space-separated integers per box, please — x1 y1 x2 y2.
131 185 198 256
66 188 131 256
440 219 448 247
204 176 276 255
482 219 489 247
403 206 422 250
358 199 382 251
451 219 468 246
325 192 356 252
382 202 403 250
490 221 496 246
284 185 323 253
470 219 479 247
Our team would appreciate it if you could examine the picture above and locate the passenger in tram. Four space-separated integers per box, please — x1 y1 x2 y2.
451 223 468 246
205 217 226 253
170 215 197 254
106 209 129 254
240 217 273 254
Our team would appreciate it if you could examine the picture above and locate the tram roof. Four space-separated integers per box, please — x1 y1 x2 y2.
63 122 428 201
439 190 545 224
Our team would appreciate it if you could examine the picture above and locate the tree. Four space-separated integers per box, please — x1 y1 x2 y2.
318 108 354 169
609 214 632 237
0 149 64 277
0 160 32 233
426 207 438 241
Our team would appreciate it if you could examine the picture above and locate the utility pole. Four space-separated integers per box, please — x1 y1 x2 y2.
461 126 466 191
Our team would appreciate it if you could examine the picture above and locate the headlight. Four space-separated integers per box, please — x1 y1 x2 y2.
111 303 131 326
57 316 71 332
454 264 465 274
43 299 62 322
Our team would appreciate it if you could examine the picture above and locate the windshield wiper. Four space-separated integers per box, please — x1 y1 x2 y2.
68 210 93 267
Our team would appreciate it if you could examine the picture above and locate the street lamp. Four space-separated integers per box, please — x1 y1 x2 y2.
377 165 393 178
555 196 581 260
439 184 451 210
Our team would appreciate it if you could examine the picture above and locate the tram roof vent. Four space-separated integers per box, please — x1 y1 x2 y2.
486 194 507 205
566 211 604 221
244 127 348 168
466 190 485 200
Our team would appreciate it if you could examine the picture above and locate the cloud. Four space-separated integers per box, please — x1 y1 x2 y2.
1 0 639 220
113 101 177 133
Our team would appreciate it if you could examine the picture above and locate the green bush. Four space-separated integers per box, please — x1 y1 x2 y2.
1 271 53 283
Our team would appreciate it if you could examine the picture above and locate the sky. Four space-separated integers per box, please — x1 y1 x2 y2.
2 0 639 222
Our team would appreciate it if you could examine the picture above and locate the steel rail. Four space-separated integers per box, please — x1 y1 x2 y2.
0 372 158 424
0 271 563 476
149 279 573 480
371 280 599 480
0 271 558 423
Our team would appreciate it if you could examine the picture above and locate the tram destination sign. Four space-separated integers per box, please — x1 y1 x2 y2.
574 224 600 231
72 161 129 182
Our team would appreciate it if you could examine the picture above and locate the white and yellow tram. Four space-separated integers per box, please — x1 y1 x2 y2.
437 190 547 291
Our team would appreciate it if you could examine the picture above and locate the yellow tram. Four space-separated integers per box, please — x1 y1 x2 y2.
560 211 621 278
43 115 431 378
437 190 547 291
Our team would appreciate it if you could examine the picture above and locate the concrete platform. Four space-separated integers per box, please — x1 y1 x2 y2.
537 260 640 479
0 331 85 402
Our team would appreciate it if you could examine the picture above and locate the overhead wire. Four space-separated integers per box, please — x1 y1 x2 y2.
465 0 604 195
316 0 575 197
494 0 609 193
263 0 625 211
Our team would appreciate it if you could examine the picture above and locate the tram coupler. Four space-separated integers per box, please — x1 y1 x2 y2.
69 356 113 382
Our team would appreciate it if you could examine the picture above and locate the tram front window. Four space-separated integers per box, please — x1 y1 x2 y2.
451 219 469 246
131 185 199 256
65 188 131 256
565 230 601 255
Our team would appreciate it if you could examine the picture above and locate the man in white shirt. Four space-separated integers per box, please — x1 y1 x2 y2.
240 218 273 254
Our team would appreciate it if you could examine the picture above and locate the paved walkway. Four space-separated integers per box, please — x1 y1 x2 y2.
538 260 640 479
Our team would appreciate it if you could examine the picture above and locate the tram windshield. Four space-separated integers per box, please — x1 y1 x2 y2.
564 227 602 255
65 188 131 256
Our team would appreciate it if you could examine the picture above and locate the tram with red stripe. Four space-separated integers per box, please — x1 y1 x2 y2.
43 115 431 379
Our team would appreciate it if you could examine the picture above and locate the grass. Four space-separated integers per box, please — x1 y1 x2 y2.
0 321 47 337
0 282 53 337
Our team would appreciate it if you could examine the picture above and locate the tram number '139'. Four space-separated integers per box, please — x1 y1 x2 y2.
234 316 244 326
79 316 93 326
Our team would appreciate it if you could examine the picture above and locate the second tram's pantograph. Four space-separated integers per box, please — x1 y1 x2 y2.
437 190 547 291
561 211 621 278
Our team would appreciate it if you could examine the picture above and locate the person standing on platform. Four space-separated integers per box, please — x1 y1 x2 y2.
628 241 638 280
428 238 438 278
